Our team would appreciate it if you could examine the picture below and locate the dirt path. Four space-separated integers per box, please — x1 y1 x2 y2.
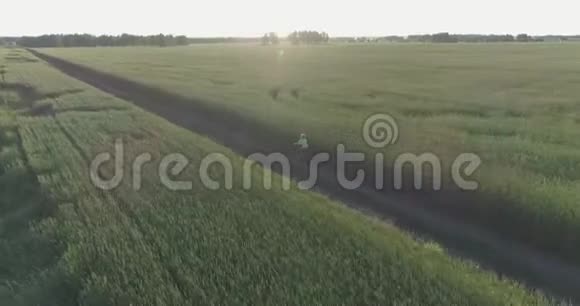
30 49 580 302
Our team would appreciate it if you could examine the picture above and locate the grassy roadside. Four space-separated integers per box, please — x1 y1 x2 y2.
38 44 580 265
0 49 555 304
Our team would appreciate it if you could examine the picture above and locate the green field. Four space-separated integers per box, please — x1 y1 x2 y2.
40 43 580 266
0 48 556 304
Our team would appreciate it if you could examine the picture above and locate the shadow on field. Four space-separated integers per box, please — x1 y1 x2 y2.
0 83 39 108
5 55 39 63
43 88 84 99
0 82 85 117
268 87 280 100
29 49 580 302
0 126 64 303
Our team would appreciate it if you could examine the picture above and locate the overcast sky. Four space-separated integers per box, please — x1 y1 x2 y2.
2 0 579 37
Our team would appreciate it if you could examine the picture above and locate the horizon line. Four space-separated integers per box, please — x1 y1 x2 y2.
3 32 580 38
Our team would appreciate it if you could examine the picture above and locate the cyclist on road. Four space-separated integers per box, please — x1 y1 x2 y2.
293 133 310 178
294 133 310 164
294 133 309 150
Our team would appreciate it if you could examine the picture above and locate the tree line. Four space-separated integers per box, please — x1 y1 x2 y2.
288 31 330 44
259 31 330 45
406 33 540 43
9 32 580 48
362 33 580 43
17 34 190 48
189 37 261 44
261 33 280 45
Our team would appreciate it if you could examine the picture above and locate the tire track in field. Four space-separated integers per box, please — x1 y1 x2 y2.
29 49 580 303
51 115 189 301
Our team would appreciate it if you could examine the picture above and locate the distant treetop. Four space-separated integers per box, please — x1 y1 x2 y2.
288 31 330 45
